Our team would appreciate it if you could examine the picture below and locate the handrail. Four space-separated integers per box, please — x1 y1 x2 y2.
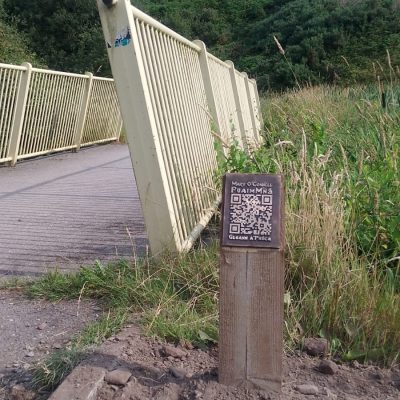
131 5 201 52
0 62 123 165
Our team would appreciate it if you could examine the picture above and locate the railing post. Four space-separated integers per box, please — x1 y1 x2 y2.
225 60 248 153
7 62 32 166
253 79 263 129
193 40 224 144
243 72 259 146
116 120 123 142
97 0 180 254
74 72 93 151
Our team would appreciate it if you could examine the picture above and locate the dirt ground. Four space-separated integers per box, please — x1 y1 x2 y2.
0 291 399 400
91 324 399 400
0 289 100 398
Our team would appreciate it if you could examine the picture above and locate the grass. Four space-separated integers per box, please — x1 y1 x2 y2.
32 348 84 392
27 247 219 391
217 82 400 365
27 80 400 392
32 308 128 391
0 276 32 290
28 248 219 344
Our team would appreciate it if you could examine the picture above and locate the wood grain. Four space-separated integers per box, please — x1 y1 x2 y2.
219 248 284 393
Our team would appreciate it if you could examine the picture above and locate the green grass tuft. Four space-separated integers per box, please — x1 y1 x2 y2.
33 348 84 392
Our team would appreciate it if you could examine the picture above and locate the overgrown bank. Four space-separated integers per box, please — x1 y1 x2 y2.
216 84 399 365
27 84 399 391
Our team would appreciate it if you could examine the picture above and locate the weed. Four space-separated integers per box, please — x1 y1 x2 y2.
0 277 31 290
32 309 128 392
215 83 400 365
33 348 84 392
27 244 220 347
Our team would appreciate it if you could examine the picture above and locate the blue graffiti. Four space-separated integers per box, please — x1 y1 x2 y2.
114 27 132 48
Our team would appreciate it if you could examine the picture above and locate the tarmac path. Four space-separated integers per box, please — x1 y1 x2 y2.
0 143 147 278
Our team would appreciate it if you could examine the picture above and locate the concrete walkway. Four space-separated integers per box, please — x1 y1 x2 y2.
0 144 147 278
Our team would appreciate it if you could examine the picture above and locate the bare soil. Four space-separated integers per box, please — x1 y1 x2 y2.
93 324 400 400
0 292 399 400
0 289 100 398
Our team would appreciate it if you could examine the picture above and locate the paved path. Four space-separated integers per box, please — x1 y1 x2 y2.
0 144 147 278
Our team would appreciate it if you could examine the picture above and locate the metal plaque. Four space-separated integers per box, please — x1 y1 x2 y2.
221 173 283 249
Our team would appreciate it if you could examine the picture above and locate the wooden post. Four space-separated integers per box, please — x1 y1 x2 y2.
7 62 32 166
74 72 93 151
219 173 285 393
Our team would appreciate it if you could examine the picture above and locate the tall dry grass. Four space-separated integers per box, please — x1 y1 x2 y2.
260 84 400 364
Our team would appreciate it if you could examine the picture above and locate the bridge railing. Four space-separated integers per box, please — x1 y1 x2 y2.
0 62 122 165
98 0 263 254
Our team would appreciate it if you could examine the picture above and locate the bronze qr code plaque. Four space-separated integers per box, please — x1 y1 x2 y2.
221 173 283 248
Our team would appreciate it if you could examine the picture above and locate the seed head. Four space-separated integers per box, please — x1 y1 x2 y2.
273 35 285 55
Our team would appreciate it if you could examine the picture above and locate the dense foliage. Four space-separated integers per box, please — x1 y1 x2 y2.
215 84 400 363
0 0 43 65
1 0 400 89
1 0 106 73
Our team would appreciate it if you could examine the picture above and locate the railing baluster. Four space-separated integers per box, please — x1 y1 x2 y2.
7 63 32 166
74 72 93 151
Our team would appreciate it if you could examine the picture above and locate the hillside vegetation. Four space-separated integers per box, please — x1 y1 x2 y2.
0 1 42 65
1 0 400 90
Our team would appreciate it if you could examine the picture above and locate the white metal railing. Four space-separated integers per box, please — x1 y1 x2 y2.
97 0 263 254
0 62 122 165
81 77 123 147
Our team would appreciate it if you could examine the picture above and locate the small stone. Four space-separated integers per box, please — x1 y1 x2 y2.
142 364 163 379
295 384 319 395
169 367 187 379
37 323 47 330
163 345 187 359
10 384 36 400
105 369 132 386
179 339 194 350
25 352 34 358
392 379 400 389
369 370 384 381
323 388 337 399
351 360 362 369
303 338 329 357
318 360 338 375
53 343 63 349
153 383 181 400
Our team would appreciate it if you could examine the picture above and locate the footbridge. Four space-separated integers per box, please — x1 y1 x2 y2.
0 144 146 278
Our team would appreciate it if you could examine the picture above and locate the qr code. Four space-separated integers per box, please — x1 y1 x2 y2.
229 193 273 236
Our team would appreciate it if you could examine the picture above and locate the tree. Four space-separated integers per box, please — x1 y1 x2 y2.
3 0 110 75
